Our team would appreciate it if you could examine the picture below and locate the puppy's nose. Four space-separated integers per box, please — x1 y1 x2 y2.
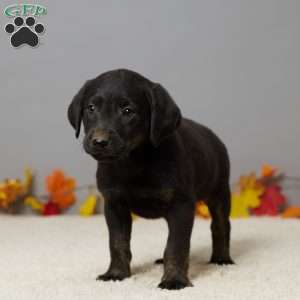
92 137 109 148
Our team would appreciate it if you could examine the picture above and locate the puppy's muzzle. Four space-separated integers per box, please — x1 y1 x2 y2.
84 128 125 160
92 135 109 149
88 129 110 152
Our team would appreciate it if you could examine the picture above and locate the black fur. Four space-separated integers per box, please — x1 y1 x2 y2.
68 69 234 290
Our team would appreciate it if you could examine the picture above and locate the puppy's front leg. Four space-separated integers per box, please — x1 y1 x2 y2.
97 198 132 281
159 201 194 290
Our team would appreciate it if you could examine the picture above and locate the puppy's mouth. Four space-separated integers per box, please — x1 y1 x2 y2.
91 153 120 162
84 145 127 162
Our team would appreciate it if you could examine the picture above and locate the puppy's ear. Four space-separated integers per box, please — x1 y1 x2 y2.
68 80 91 138
147 83 182 147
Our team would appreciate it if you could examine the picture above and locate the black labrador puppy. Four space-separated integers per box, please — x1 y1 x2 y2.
68 69 234 290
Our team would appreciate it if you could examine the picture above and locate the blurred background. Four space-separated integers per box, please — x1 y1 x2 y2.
0 0 299 213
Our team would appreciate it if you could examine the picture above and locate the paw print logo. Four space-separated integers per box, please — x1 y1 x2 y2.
5 16 45 48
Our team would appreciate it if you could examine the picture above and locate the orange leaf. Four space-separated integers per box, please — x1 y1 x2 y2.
261 164 277 178
46 170 76 210
282 206 300 218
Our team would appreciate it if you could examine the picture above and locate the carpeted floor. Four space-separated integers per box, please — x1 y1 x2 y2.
0 216 299 300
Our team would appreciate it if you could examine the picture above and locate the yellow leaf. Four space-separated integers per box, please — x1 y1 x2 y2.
24 196 43 211
80 194 97 216
230 188 262 218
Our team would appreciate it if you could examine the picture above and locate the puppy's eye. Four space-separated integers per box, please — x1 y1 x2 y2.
87 104 95 113
122 107 134 115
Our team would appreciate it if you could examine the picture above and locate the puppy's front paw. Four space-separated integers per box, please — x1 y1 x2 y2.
158 278 192 290
96 269 130 282
209 256 235 265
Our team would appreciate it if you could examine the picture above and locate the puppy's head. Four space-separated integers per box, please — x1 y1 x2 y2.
68 69 181 161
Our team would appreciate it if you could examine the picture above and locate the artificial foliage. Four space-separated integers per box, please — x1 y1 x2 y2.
25 169 76 215
231 188 263 218
46 170 76 210
196 164 298 219
0 164 299 218
0 168 33 212
195 201 210 218
80 192 98 216
252 185 286 216
282 206 300 218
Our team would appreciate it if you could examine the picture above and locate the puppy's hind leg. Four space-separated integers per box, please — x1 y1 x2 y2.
154 258 163 264
207 184 234 265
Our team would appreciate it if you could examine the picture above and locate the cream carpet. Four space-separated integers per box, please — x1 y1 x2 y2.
0 216 299 300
